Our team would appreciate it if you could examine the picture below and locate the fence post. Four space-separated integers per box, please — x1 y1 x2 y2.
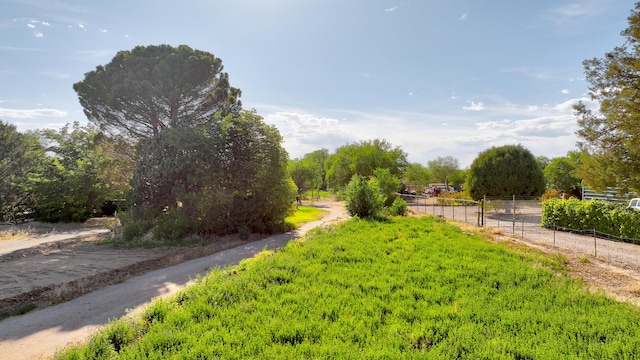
482 195 486 227
512 195 516 235
594 229 597 257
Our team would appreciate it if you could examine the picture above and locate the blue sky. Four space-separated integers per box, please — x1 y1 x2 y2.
0 0 635 167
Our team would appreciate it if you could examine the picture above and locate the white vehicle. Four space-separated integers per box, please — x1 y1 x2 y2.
628 198 640 210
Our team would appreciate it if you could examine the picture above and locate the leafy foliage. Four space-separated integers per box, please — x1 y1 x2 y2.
325 139 408 190
542 198 640 239
0 120 43 222
574 3 640 194
465 144 545 200
403 162 432 194
373 168 401 206
543 151 582 197
288 157 323 195
128 110 296 241
56 217 640 359
73 44 242 140
344 174 385 218
427 156 461 185
32 123 115 222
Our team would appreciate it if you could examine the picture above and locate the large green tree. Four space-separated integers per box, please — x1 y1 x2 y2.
288 158 323 196
465 144 545 200
402 163 432 194
130 110 296 240
0 121 43 222
325 139 408 190
544 151 583 197
427 156 460 185
73 44 242 140
32 123 114 222
574 3 640 194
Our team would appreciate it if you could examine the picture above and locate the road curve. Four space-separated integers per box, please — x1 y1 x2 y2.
0 201 347 360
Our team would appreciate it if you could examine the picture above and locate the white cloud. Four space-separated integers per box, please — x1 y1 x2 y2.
384 6 399 12
34 32 43 38
463 101 486 111
256 96 586 167
0 107 68 119
459 12 468 21
27 23 36 29
561 89 569 94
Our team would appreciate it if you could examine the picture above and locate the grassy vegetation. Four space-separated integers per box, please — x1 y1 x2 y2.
285 205 328 226
301 189 333 200
56 216 640 359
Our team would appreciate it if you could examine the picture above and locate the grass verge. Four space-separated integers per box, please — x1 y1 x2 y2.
56 216 640 359
285 205 328 227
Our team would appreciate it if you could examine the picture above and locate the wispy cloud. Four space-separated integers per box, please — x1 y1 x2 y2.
459 12 468 21
384 6 399 12
463 101 486 111
500 66 553 80
544 1 604 28
0 107 68 119
0 45 42 52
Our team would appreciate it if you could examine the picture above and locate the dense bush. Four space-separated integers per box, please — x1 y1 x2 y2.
126 110 296 243
387 197 408 216
465 144 545 200
344 175 385 218
542 198 640 239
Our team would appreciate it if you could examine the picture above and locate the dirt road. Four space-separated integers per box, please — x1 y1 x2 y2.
0 201 348 360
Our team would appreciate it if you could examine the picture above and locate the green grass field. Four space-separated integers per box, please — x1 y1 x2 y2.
57 216 640 359
285 205 327 226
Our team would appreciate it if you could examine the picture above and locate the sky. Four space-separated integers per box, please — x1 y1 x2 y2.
0 0 636 167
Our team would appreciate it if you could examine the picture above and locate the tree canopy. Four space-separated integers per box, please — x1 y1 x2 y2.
33 123 116 222
544 151 583 197
574 3 640 194
325 139 408 190
130 110 296 240
465 144 545 200
73 44 242 140
427 156 460 184
0 121 43 222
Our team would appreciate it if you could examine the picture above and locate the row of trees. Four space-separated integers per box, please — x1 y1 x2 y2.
5 0 640 235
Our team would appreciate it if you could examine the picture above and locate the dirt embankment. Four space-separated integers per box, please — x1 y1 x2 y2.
0 229 263 318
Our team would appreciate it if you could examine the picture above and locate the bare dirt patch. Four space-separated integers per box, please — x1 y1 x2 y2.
0 223 266 317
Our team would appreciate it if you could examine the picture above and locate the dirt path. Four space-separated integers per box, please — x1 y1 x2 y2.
0 200 348 360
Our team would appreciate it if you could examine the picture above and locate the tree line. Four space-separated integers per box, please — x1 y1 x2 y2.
4 1 640 240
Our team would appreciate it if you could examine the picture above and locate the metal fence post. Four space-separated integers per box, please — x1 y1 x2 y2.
594 229 597 257
482 195 486 227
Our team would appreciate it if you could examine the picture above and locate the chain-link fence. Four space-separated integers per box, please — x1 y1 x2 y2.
399 194 640 268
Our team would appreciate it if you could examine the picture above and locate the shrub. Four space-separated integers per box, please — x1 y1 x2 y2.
344 175 384 218
541 198 640 239
388 197 408 216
